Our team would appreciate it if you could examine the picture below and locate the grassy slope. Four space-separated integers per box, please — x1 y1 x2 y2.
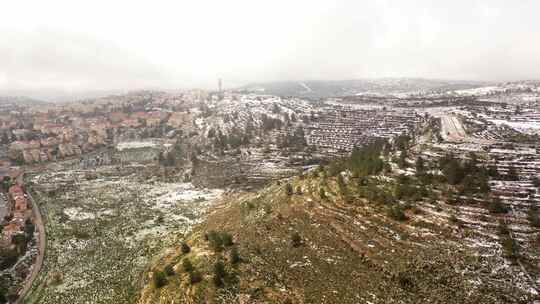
137 172 536 304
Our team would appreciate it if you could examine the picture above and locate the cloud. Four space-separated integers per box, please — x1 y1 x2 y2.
0 29 174 92
1 0 540 98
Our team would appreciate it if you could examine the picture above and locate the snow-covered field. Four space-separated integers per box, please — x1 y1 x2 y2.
26 169 224 304
116 140 158 151
489 119 540 135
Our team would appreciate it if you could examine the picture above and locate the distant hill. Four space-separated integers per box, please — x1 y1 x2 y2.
0 96 48 107
242 78 491 99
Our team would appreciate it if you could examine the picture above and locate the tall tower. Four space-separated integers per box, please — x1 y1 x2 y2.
218 78 223 93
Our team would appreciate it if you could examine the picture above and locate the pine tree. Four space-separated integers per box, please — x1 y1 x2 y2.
415 157 425 174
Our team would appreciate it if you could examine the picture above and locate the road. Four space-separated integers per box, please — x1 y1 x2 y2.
440 115 468 142
15 190 45 304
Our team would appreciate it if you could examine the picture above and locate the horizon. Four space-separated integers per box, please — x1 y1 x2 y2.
1 76 534 102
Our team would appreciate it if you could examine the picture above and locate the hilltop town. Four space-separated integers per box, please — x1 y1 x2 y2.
0 80 539 303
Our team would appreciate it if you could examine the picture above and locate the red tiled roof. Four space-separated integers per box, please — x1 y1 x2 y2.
8 185 23 194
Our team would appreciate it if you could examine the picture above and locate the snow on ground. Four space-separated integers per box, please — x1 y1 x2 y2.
488 119 540 135
452 86 506 96
440 115 468 142
64 207 96 221
144 182 223 209
116 141 157 151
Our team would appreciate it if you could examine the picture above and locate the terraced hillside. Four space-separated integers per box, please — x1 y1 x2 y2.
137 153 538 303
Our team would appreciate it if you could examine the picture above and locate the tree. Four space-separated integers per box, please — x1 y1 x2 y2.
164 264 175 276
285 183 293 196
221 232 234 247
189 271 203 284
415 157 425 175
207 231 224 252
388 205 408 221
506 166 519 181
206 231 233 252
182 258 193 272
153 271 167 288
439 154 465 184
528 208 540 228
24 219 35 236
498 220 509 235
213 261 226 287
230 247 241 264
0 248 18 270
532 177 540 188
488 197 508 214
394 134 411 151
398 149 408 169
181 242 191 254
207 128 216 138
348 141 386 176
11 233 27 254
291 232 302 247
501 236 519 259
487 165 499 178
319 188 327 200
337 174 346 193
1 132 9 145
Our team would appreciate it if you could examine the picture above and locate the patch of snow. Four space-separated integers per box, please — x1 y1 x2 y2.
64 207 95 221
116 141 157 151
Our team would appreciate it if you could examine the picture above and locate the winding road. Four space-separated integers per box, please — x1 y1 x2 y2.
15 191 45 304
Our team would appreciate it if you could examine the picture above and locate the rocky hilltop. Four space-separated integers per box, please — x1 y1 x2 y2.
137 141 539 304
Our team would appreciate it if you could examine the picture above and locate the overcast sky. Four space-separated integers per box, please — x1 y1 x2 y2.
1 0 540 97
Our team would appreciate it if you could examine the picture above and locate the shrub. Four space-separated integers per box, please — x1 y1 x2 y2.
182 259 193 272
221 233 234 247
388 205 408 221
181 242 191 254
50 272 63 285
498 220 509 235
506 166 519 181
207 231 234 251
230 247 241 264
285 183 293 196
487 197 508 214
153 271 167 288
213 261 226 287
532 177 540 188
337 174 346 190
189 270 203 284
291 232 302 247
528 208 540 228
415 157 425 174
319 188 327 200
164 264 175 276
207 231 224 252
0 248 18 270
501 236 519 259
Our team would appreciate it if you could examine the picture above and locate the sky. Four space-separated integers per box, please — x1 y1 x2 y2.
1 0 540 98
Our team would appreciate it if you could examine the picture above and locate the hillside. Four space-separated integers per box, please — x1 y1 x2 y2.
137 142 538 304
0 96 47 107
242 79 489 99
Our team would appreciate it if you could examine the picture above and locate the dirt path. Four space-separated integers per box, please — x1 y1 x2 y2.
15 191 46 304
